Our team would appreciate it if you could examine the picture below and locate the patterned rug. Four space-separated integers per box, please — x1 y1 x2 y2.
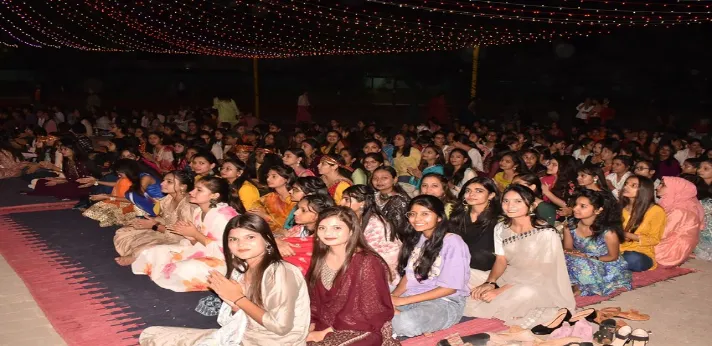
0 210 216 346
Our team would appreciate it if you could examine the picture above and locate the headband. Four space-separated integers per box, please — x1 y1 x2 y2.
320 155 354 172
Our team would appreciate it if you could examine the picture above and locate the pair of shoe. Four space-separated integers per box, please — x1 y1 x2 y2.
531 308 598 335
605 325 650 346
549 319 594 341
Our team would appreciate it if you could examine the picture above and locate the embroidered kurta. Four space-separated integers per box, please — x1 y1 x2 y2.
0 150 25 179
141 262 311 346
131 203 238 292
309 252 395 346
83 177 135 227
250 192 295 234
114 194 196 258
363 216 401 279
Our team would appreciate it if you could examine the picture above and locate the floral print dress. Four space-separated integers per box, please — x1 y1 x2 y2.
131 203 238 292
565 222 632 296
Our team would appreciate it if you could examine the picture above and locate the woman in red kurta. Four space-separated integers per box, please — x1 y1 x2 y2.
306 206 399 346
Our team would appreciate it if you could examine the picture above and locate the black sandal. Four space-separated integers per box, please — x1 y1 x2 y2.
593 318 617 344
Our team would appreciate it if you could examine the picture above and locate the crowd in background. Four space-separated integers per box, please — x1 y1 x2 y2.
1 99 710 345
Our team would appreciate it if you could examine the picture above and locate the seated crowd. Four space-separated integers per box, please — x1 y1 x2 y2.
2 105 712 345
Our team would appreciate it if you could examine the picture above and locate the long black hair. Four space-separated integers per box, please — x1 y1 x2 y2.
198 175 245 213
550 155 580 201
500 184 548 229
293 176 329 199
445 148 472 186
113 159 142 194
577 163 610 191
222 213 282 308
619 175 656 234
569 188 624 242
397 195 448 282
449 177 502 235
342 184 394 241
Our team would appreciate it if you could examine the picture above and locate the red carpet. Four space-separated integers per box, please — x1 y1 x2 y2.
0 201 77 215
0 216 142 346
401 266 696 346
575 266 697 307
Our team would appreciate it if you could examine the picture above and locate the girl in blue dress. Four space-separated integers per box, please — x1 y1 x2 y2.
564 188 632 296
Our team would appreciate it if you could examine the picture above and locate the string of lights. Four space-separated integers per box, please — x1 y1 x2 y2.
366 0 712 25
0 0 702 57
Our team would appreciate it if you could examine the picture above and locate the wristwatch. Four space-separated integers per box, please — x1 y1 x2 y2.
93 180 99 186
152 224 160 231
484 281 499 289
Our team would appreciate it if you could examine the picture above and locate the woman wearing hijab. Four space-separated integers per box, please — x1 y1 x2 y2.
655 176 705 267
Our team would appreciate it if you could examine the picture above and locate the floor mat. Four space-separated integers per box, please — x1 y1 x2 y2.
575 266 696 307
0 178 64 207
0 211 216 346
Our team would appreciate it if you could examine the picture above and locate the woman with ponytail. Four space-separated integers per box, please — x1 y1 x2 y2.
132 176 240 292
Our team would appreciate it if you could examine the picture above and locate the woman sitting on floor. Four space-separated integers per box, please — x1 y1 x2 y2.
131 176 239 292
113 170 196 266
0 138 29 179
390 195 471 337
249 163 296 234
563 189 632 296
279 194 335 275
139 213 310 346
619 175 666 272
82 159 139 227
449 177 501 273
220 158 260 211
372 166 410 239
654 176 704 267
306 206 397 345
340 184 402 281
30 140 100 200
464 185 575 328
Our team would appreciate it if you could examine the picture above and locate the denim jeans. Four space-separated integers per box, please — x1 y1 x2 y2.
623 251 653 272
392 295 466 337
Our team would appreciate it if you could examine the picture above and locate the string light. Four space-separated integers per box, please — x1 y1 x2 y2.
3 0 699 58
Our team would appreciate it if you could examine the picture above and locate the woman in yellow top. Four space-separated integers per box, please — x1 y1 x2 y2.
392 133 421 183
619 175 666 271
317 154 353 204
190 151 218 182
249 164 297 234
212 95 240 125
493 151 525 192
219 159 260 211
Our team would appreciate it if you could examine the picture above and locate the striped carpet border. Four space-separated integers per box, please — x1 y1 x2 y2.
0 215 144 346
0 201 78 215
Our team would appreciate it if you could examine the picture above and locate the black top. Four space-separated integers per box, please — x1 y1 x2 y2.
455 220 496 271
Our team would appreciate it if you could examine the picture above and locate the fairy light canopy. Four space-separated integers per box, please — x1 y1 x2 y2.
0 0 709 58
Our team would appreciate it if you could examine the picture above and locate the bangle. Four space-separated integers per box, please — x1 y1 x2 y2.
110 196 116 201
591 255 600 260
233 295 246 305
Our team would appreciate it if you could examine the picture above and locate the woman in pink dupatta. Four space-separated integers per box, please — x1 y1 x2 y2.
655 176 705 267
